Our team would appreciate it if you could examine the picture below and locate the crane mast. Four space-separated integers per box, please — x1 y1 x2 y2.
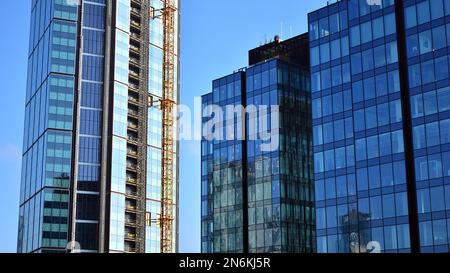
159 0 176 253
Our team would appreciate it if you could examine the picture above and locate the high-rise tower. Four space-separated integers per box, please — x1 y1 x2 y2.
17 0 180 253
201 35 316 253
309 0 450 253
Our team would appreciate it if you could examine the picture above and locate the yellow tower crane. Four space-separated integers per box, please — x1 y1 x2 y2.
151 0 177 253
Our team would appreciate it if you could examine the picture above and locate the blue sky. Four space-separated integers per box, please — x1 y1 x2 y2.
0 0 327 253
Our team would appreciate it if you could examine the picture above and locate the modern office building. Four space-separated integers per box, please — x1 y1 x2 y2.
309 0 450 253
201 35 316 253
17 0 180 253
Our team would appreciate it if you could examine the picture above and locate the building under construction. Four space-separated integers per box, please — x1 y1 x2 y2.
17 0 180 253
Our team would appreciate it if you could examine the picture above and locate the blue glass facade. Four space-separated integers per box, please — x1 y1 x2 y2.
201 57 315 253
18 0 78 253
309 0 450 253
404 0 450 253
202 71 245 253
73 0 107 253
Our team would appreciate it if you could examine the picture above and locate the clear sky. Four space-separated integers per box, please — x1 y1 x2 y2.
0 0 328 253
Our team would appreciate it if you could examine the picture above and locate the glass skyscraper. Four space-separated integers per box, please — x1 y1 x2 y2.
17 0 180 253
201 35 315 253
309 0 450 253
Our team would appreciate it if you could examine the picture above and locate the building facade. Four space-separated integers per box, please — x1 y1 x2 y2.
17 0 180 253
201 36 315 253
309 0 450 253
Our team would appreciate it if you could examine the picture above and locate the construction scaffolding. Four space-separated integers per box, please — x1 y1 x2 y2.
159 0 176 254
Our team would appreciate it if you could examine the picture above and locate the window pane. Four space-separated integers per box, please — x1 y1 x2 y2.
437 87 450 112
365 106 377 129
313 126 323 147
331 39 341 60
311 46 320 66
319 17 330 38
312 72 321 92
395 192 409 216
341 36 349 56
411 94 424 118
384 13 396 35
309 21 319 40
390 100 402 123
332 65 342 86
433 219 448 245
378 103 390 126
361 21 372 44
326 206 337 228
379 132 392 156
416 157 429 181
384 226 397 250
367 135 379 159
435 56 449 81
394 161 406 185
413 125 426 149
325 149 335 171
342 63 351 83
444 152 450 177
325 178 336 200
320 43 330 63
429 154 443 180
353 80 364 103
368 165 380 189
336 176 347 198
329 13 340 34
418 189 431 213
317 208 326 229
350 25 360 47
430 0 444 20
432 25 446 50
409 64 422 88
441 119 450 144
397 224 411 249
386 41 398 64
364 77 375 101
388 70 400 93
383 194 395 218
421 59 435 84
314 180 325 202
312 98 322 119
419 30 432 55
333 92 343 114
419 221 433 246
321 69 331 89
405 5 417 28
423 91 437 115
335 147 346 169
426 122 440 147
315 152 324 173
351 52 362 75
407 34 419 58
334 120 345 141
374 45 386 68
417 1 431 25
354 109 365 132
370 196 383 220
362 49 374 72
372 17 384 39
381 163 394 187
376 73 388 97
391 130 404 154
340 10 348 30
322 95 332 117
356 138 366 161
